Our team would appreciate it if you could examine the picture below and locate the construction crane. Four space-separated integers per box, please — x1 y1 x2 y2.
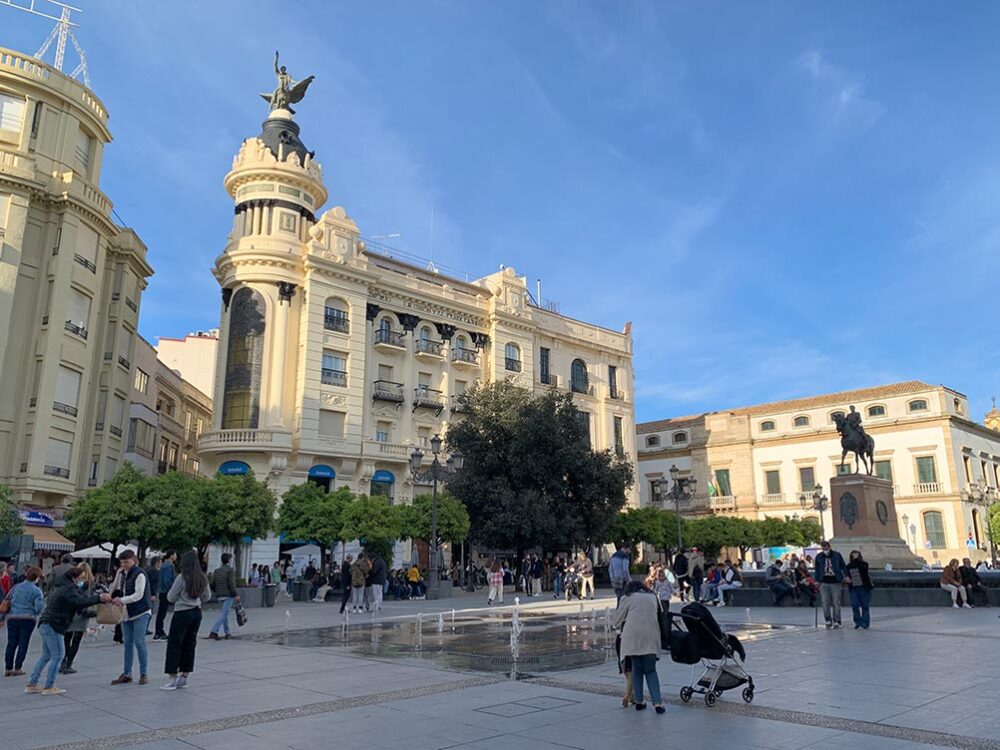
0 0 90 87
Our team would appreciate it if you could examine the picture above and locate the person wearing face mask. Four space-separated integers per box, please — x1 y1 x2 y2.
845 551 874 629
60 562 97 674
814 541 847 629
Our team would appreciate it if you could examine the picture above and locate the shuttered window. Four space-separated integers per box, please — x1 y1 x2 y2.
55 366 81 408
75 224 99 265
45 437 72 469
318 410 345 437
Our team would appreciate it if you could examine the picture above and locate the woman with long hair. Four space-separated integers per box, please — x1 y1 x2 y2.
487 558 504 606
60 562 95 674
4 566 45 677
161 550 211 691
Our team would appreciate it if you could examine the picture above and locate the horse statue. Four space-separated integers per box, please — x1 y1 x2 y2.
832 410 874 475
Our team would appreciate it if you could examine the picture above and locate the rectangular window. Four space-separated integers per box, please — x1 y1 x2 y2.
74 224 99 265
418 372 432 388
375 421 391 443
924 512 946 548
318 409 345 438
167 443 179 468
613 416 624 455
798 466 815 493
377 364 393 382
74 128 92 169
0 93 26 133
105 457 117 482
90 457 99 481
195 418 202 437
126 418 155 458
916 456 938 484
95 390 107 429
650 480 663 503
875 460 893 482
159 437 169 462
837 463 852 475
321 350 347 387
539 347 550 383
55 366 81 409
715 469 732 497
30 101 42 138
418 426 431 447
576 411 590 445
45 437 72 472
67 288 91 330
608 365 618 398
454 379 467 395
133 368 149 394
983 461 992 486
111 394 125 433
963 455 973 484
278 212 297 233
765 470 781 495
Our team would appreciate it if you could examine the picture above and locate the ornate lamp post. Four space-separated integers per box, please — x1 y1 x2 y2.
409 434 463 600
655 465 697 552
960 480 998 566
798 483 829 539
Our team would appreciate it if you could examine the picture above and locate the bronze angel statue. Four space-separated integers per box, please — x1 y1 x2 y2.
261 51 315 114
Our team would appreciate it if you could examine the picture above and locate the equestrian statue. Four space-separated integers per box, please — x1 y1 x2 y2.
833 405 875 475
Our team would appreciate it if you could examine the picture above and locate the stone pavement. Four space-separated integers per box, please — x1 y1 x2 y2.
2 591 999 750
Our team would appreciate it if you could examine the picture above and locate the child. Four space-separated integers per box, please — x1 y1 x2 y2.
653 568 675 604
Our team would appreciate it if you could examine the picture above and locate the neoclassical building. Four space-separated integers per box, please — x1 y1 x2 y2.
638 381 1000 565
0 48 152 517
200 101 637 564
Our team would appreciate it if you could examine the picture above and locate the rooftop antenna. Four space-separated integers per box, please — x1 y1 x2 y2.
1 0 90 87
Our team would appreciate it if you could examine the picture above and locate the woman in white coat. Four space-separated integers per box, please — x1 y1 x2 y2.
613 580 665 714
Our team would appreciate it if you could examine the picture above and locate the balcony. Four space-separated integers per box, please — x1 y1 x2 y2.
372 380 405 403
41 315 48 325
29 397 36 408
571 381 594 396
87 478 97 487
452 348 479 368
504 357 522 373
540 373 559 388
610 387 623 401
364 439 410 459
374 328 405 351
915 482 941 495
761 493 786 505
415 339 444 360
103 352 113 362
199 428 293 453
451 395 470 413
53 401 78 417
109 424 122 437
64 320 88 339
43 465 70 479
413 386 445 412
321 368 347 387
118 355 130 370
710 495 737 511
73 253 96 273
157 460 168 475
324 311 349 333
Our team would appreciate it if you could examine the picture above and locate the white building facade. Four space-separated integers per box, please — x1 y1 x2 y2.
638 381 1000 565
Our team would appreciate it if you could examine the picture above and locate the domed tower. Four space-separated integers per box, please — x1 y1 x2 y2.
986 398 1000 433
200 90 328 481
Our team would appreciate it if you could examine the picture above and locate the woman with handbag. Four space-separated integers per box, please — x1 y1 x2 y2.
4 566 44 677
60 562 96 674
25 567 111 695
161 550 212 691
612 580 666 715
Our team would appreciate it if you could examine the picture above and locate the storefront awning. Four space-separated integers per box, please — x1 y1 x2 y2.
28 527 75 552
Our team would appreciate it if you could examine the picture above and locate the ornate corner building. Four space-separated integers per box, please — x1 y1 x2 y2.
0 49 153 514
200 104 638 561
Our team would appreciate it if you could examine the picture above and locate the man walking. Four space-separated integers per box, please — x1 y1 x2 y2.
609 544 631 604
45 553 75 593
350 553 368 613
153 550 176 641
368 553 387 612
209 553 239 640
672 549 690 602
577 552 595 600
339 554 354 614
531 554 543 597
814 541 847 629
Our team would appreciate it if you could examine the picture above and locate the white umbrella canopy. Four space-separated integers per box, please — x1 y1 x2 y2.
71 543 163 559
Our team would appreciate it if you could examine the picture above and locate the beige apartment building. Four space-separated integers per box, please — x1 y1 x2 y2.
0 48 152 516
124 337 211 478
637 381 1000 565
155 329 218 399
199 103 637 565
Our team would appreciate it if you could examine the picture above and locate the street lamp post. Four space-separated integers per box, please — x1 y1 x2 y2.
798 483 829 539
654 465 698 553
960 480 998 567
409 434 464 600
901 513 911 550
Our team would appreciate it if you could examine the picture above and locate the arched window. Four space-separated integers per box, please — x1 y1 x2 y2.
323 298 349 333
646 435 660 448
867 405 886 417
793 415 810 428
419 326 432 342
571 359 589 394
908 399 929 412
455 335 469 352
222 288 265 429
830 411 845 423
370 470 395 503
673 432 687 444
504 342 521 371
923 511 946 548
760 420 776 432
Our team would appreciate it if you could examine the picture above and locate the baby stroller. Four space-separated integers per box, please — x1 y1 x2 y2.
668 602 754 707
563 567 582 600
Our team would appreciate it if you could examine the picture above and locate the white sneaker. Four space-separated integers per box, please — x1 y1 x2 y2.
161 678 178 691
962 604 972 609
717 601 726 607
953 604 960 609
176 676 189 689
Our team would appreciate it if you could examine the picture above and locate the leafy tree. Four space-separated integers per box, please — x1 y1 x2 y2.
607 507 665 550
0 484 22 540
400 491 471 547
340 493 402 564
64 463 148 558
277 484 352 567
790 518 823 547
194 473 275 570
140 471 205 557
683 515 738 558
447 381 633 554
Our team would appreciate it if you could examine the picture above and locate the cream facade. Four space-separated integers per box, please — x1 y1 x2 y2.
0 49 152 513
638 381 1000 565
155 329 218 399
199 106 637 565
124 337 211 478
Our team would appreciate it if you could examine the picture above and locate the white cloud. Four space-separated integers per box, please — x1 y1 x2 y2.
795 50 886 131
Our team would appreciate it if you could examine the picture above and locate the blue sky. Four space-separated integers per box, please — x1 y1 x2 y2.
5 2 999 423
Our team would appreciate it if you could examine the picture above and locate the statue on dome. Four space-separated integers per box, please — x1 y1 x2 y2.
260 50 315 114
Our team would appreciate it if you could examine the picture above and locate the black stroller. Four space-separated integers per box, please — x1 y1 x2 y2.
668 602 754 707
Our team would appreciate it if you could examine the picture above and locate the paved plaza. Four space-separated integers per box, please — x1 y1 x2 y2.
2 592 999 750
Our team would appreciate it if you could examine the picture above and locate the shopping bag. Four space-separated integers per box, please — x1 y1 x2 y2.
234 601 248 627
95 602 124 625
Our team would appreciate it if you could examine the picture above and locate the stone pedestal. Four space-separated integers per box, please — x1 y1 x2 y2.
830 474 924 570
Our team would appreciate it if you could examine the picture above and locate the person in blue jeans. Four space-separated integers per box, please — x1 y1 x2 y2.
613 580 666 714
4 566 45 676
209 553 239 640
609 545 632 605
846 550 874 630
26 567 110 695
111 550 152 686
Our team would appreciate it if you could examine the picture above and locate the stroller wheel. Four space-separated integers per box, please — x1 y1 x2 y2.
704 691 717 707
742 687 754 703
679 687 693 703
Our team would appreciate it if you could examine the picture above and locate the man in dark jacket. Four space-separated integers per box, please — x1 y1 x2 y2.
672 550 690 602
144 557 160 636
45 553 75 593
338 554 354 614
814 541 847 629
153 550 176 641
368 553 387 612
209 553 239 640
960 557 988 607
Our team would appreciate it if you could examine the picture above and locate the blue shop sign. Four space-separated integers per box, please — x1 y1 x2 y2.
308 465 336 479
372 470 395 483
218 460 251 476
21 510 54 527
